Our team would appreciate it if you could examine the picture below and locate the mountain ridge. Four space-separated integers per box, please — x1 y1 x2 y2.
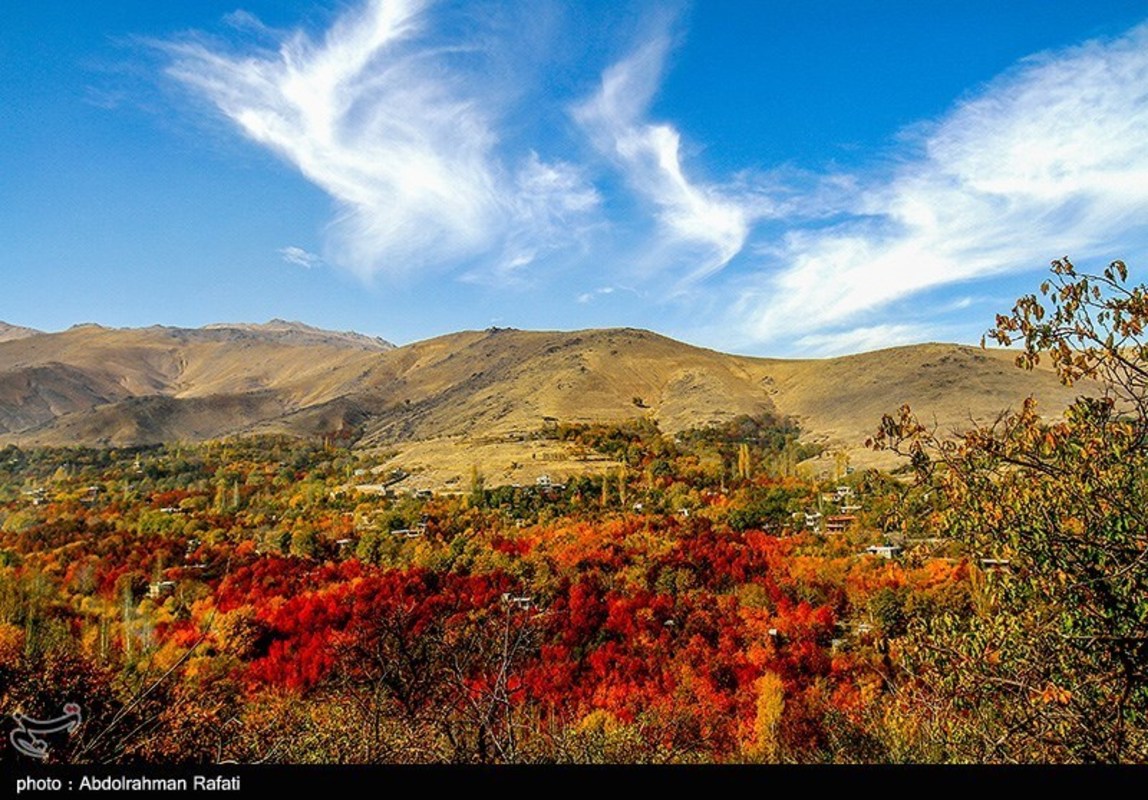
0 322 1092 473
0 321 42 342
200 319 394 351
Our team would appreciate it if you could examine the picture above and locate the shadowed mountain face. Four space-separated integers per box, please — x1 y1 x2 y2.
0 321 1089 462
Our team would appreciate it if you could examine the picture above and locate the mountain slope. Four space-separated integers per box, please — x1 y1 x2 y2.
761 342 1079 455
0 321 42 343
341 328 782 446
201 319 394 351
0 324 384 443
0 324 1091 467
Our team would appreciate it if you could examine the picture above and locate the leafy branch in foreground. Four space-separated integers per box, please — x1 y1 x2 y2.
870 257 1148 763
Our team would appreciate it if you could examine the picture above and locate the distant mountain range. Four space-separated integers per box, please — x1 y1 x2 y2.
0 320 1091 470
199 319 395 351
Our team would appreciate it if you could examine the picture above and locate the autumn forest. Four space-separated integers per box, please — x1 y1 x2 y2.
2 262 1146 764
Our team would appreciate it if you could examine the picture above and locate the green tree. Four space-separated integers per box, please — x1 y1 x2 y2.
871 258 1148 762
290 525 318 559
740 442 757 481
468 464 485 508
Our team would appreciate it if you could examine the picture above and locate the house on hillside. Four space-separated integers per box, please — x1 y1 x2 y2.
864 544 902 559
826 514 857 533
391 524 427 538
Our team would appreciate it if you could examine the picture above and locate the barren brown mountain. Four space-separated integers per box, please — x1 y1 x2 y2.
0 321 1090 478
0 321 41 343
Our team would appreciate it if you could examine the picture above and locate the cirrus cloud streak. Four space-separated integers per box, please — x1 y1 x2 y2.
165 0 599 281
737 23 1148 352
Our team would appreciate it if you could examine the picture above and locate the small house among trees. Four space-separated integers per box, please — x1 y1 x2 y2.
864 544 902 559
826 514 857 533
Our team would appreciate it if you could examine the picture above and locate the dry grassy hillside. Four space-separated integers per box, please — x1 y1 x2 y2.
0 323 386 444
0 322 1093 476
762 344 1092 468
759 343 1092 469
343 328 780 446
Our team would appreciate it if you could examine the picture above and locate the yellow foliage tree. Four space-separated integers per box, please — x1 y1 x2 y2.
745 670 785 762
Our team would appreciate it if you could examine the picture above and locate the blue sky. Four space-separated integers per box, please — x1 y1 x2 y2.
3 1 1147 356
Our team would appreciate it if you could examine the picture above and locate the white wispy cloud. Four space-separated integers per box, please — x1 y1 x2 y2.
573 37 756 282
162 2 1148 357
576 286 616 304
165 0 598 280
739 22 1148 349
278 245 323 268
492 152 602 279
